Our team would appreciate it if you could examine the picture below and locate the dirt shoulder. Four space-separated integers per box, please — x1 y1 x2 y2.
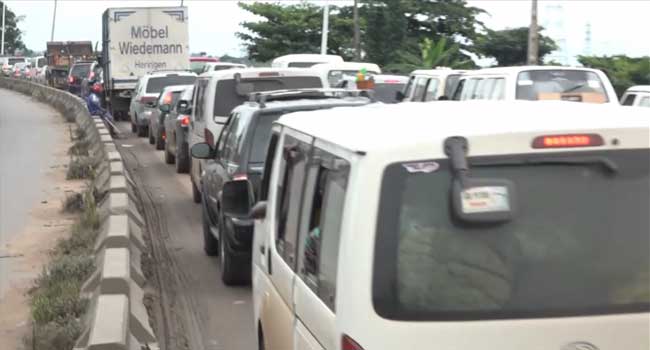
0 117 85 350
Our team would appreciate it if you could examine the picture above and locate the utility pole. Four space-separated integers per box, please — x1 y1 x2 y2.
1 2 6 56
527 0 539 65
353 0 360 61
50 0 57 41
320 1 329 55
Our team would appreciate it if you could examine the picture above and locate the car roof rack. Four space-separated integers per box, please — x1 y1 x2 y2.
248 88 374 107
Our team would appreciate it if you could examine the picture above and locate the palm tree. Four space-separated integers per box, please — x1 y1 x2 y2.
420 37 471 69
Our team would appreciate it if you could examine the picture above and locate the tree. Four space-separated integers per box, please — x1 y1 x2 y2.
361 0 407 67
578 55 650 97
475 27 557 66
0 1 27 55
420 37 472 68
236 2 355 62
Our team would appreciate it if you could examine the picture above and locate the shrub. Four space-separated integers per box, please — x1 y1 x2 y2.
66 157 94 180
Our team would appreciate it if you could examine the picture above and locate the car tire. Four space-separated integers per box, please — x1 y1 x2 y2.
164 140 175 164
219 215 249 286
155 127 165 150
131 120 137 133
202 202 219 256
191 175 202 204
148 123 155 144
175 138 190 174
137 124 148 137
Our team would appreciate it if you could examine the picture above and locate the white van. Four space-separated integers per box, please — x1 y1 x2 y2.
452 66 618 104
620 85 650 107
399 68 467 102
271 54 344 69
188 68 326 202
311 62 381 87
218 101 650 350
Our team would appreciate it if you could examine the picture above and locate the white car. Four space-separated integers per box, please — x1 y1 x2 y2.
620 85 650 107
399 68 468 102
452 66 618 104
129 70 197 137
271 54 343 68
200 62 247 74
188 67 326 203
30 56 47 83
220 100 650 350
311 62 381 87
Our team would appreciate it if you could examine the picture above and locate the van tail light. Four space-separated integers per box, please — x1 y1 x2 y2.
162 131 166 141
179 115 190 127
342 335 364 350
532 134 604 149
68 75 74 84
205 129 215 147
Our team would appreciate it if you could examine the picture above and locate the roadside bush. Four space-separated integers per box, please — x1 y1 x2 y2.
68 139 91 157
66 157 94 180
24 320 82 350
73 127 87 141
62 193 84 213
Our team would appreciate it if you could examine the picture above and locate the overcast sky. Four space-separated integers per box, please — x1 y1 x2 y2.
5 0 650 63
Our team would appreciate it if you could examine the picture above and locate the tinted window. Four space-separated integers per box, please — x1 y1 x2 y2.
452 79 466 100
403 76 415 99
222 112 250 164
70 64 91 78
212 76 323 116
276 136 310 268
260 132 280 201
146 76 197 93
373 150 649 320
444 74 461 98
297 150 350 311
193 79 208 123
622 94 637 106
8 58 25 65
37 58 47 67
374 83 406 103
213 65 241 71
249 112 283 164
288 62 318 68
516 70 609 103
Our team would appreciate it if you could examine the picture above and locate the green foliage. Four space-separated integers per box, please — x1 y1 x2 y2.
237 2 356 62
578 55 650 98
24 320 83 350
66 157 95 180
362 0 407 67
0 1 27 55
475 27 558 66
421 37 472 69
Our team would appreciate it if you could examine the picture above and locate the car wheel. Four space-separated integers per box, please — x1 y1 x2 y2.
191 174 202 204
176 138 190 173
137 124 148 137
164 139 175 164
156 128 165 151
202 202 219 256
219 215 249 286
131 120 137 133
148 123 155 144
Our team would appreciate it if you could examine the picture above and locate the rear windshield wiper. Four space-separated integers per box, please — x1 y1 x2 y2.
472 156 618 174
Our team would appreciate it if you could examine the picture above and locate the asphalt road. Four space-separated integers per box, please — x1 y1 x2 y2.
0 89 58 300
114 122 255 350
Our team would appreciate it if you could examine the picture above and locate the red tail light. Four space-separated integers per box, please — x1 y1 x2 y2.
532 134 604 149
342 335 364 350
68 75 74 84
180 115 190 127
162 131 166 140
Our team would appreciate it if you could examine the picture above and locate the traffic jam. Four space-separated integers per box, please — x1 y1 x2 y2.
1 3 648 350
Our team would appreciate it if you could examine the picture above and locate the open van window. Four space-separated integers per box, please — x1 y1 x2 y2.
373 149 649 321
516 70 609 103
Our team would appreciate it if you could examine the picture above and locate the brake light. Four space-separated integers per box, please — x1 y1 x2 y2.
180 115 190 126
258 72 280 77
532 134 604 149
163 92 173 105
233 174 248 181
68 76 74 84
383 79 402 84
162 131 166 140
342 335 364 350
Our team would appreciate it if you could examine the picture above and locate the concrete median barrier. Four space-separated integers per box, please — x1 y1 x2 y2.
0 77 158 350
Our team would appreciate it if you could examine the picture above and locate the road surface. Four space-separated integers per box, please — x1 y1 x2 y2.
114 122 255 350
0 89 58 300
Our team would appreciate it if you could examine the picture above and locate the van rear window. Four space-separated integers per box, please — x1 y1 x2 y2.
516 70 609 103
8 58 26 65
70 64 91 78
373 149 649 320
146 76 197 93
212 76 323 116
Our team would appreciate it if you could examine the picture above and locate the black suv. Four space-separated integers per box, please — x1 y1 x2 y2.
191 90 371 285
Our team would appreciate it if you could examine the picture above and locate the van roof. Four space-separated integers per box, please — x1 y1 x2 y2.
626 85 650 93
200 67 322 80
411 69 468 77
237 96 370 114
462 65 603 77
271 54 344 63
311 62 382 74
278 101 649 154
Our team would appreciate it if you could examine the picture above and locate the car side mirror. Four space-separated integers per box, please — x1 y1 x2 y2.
190 143 214 159
222 180 254 218
160 104 171 112
250 201 267 220
395 90 405 102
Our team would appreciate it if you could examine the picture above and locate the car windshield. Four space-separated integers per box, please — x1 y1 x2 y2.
70 64 91 78
8 58 25 65
516 70 609 103
213 76 323 116
249 112 283 164
374 83 406 103
146 76 197 93
373 149 649 321
190 61 209 74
